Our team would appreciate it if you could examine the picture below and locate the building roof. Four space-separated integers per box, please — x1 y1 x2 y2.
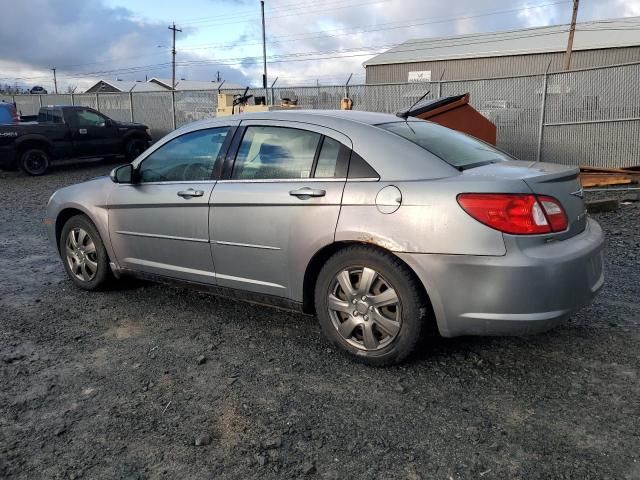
85 78 244 93
148 78 243 90
363 16 640 67
85 79 167 93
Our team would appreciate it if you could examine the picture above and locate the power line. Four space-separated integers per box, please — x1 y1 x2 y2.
3 20 637 83
180 0 573 50
178 0 391 27
182 0 392 28
2 0 575 79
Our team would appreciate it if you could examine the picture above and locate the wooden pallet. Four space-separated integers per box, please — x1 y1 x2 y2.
580 166 640 188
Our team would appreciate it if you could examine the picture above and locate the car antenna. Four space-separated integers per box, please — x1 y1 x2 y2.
398 90 430 120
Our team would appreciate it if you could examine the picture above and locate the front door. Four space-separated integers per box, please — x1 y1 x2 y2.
108 126 233 284
209 121 350 300
71 108 120 157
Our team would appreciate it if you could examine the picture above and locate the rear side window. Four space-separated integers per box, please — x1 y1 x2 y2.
314 137 341 178
377 121 511 169
38 109 64 124
232 126 320 180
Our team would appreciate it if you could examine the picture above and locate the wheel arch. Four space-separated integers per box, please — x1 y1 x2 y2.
16 137 53 156
55 207 93 252
122 130 148 145
302 241 437 333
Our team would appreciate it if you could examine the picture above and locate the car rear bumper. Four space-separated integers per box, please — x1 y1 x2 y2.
397 217 605 337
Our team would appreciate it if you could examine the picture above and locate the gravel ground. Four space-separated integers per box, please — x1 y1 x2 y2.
1 161 639 480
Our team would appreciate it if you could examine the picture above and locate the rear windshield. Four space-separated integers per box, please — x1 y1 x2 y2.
377 121 511 169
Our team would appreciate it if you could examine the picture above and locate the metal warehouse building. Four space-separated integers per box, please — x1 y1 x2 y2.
364 17 640 84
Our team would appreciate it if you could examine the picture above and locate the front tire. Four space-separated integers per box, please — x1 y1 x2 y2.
125 138 148 161
60 215 111 291
20 148 50 175
315 246 428 366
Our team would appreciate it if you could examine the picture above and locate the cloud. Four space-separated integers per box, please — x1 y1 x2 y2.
0 0 249 91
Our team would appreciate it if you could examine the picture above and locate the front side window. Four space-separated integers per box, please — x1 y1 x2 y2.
138 127 230 182
377 121 511 169
232 126 320 180
77 109 107 127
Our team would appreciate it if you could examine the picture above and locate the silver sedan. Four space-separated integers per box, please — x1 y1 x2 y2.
45 110 604 366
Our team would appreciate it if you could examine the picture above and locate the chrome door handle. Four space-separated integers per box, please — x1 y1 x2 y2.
177 188 204 198
289 187 326 198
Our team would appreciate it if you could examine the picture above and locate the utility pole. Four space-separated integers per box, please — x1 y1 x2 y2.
563 0 580 70
261 0 268 104
216 71 221 82
168 23 182 89
51 67 58 94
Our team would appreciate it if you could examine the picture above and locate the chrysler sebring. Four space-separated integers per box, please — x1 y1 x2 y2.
45 110 604 365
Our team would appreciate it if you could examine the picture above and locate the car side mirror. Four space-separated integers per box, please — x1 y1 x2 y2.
104 118 113 127
110 164 134 184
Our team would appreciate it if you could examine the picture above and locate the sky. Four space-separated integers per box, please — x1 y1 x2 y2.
0 0 639 92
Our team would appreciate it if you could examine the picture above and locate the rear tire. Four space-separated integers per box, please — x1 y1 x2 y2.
314 245 428 366
60 215 112 291
125 138 148 161
20 148 50 176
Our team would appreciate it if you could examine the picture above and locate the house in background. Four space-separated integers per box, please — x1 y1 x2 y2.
148 78 242 91
85 78 242 93
84 80 167 93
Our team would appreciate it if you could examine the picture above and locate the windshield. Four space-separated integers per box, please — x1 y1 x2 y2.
377 121 511 169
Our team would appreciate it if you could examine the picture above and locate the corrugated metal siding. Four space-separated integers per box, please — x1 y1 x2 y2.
365 47 640 84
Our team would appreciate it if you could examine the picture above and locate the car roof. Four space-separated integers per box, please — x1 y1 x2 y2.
179 110 424 140
237 109 400 124
164 109 456 181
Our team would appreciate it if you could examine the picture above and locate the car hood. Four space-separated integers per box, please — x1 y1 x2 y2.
48 175 113 210
115 120 147 129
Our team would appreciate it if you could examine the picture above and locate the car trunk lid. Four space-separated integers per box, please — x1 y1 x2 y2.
462 160 587 239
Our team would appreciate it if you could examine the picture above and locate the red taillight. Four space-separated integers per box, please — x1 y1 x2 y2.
537 195 568 232
11 104 19 123
457 193 567 235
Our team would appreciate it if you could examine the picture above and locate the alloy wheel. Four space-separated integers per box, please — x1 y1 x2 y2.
327 267 402 351
65 227 98 282
24 151 48 174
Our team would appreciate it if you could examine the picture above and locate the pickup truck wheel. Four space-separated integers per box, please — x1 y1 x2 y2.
125 138 148 160
60 215 111 291
315 246 428 366
20 148 50 176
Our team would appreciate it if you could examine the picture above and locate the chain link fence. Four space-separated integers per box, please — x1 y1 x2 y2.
6 61 640 168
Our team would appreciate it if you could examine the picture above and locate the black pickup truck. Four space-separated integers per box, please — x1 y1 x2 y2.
0 105 152 175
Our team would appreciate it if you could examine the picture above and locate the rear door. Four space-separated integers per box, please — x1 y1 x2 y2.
68 108 120 157
209 120 351 300
108 125 235 283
